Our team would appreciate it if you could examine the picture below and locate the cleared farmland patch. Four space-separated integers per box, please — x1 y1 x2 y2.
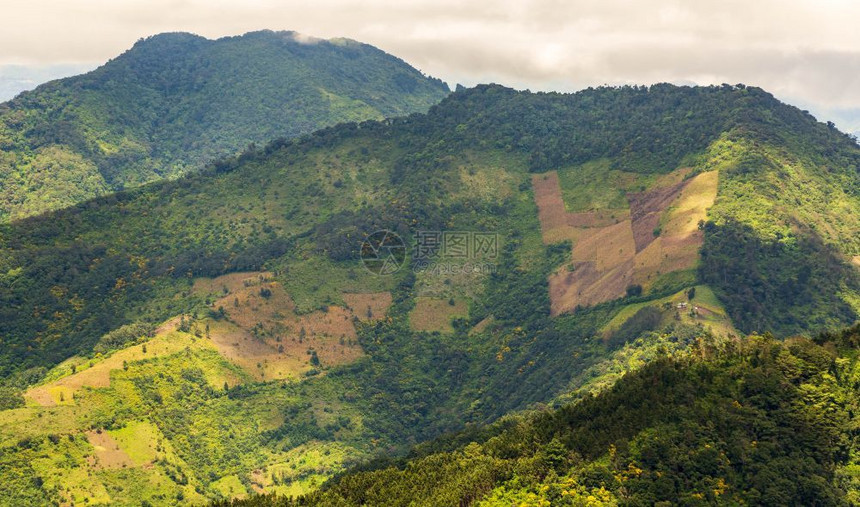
535 167 719 314
549 260 634 315
205 320 307 381
532 172 581 244
570 220 636 271
87 430 134 470
341 292 392 321
409 297 469 333
628 180 687 252
661 171 719 237
200 273 367 380
632 171 718 288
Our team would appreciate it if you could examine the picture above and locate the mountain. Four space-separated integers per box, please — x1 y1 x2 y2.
231 325 860 506
0 84 859 505
0 30 450 221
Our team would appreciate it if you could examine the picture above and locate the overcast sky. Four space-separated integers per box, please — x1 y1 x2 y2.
3 0 860 130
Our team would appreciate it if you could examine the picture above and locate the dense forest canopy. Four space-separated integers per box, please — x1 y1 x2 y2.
0 30 449 220
219 325 860 506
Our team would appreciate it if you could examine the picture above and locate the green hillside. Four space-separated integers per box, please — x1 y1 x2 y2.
0 30 449 221
230 325 860 506
0 84 859 504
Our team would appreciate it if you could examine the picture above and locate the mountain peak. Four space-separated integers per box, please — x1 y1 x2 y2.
0 31 450 221
129 31 208 50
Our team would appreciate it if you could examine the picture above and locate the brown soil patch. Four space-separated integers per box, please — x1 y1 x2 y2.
628 180 687 252
533 172 568 230
207 320 309 381
342 292 393 321
533 172 629 244
206 276 367 380
567 209 629 228
660 232 704 273
632 238 664 286
409 297 469 333
532 172 580 244
571 220 636 272
630 172 718 287
549 260 634 315
193 271 273 296
853 256 860 268
86 430 133 469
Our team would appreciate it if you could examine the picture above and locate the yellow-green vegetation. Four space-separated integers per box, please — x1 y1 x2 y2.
210 475 249 500
0 324 371 505
556 158 655 212
249 442 350 497
409 297 470 333
699 131 860 335
601 285 737 339
25 327 219 406
109 420 166 466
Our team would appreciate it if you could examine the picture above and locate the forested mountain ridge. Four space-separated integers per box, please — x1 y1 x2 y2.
1 83 859 504
0 30 449 221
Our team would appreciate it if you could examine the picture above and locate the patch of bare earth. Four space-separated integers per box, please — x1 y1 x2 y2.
342 292 393 321
536 169 719 314
632 171 718 286
628 180 687 252
532 172 580 244
409 297 469 333
86 430 133 469
193 271 273 296
201 273 386 380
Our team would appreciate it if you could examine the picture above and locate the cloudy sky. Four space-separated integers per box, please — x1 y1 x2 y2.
3 0 860 131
